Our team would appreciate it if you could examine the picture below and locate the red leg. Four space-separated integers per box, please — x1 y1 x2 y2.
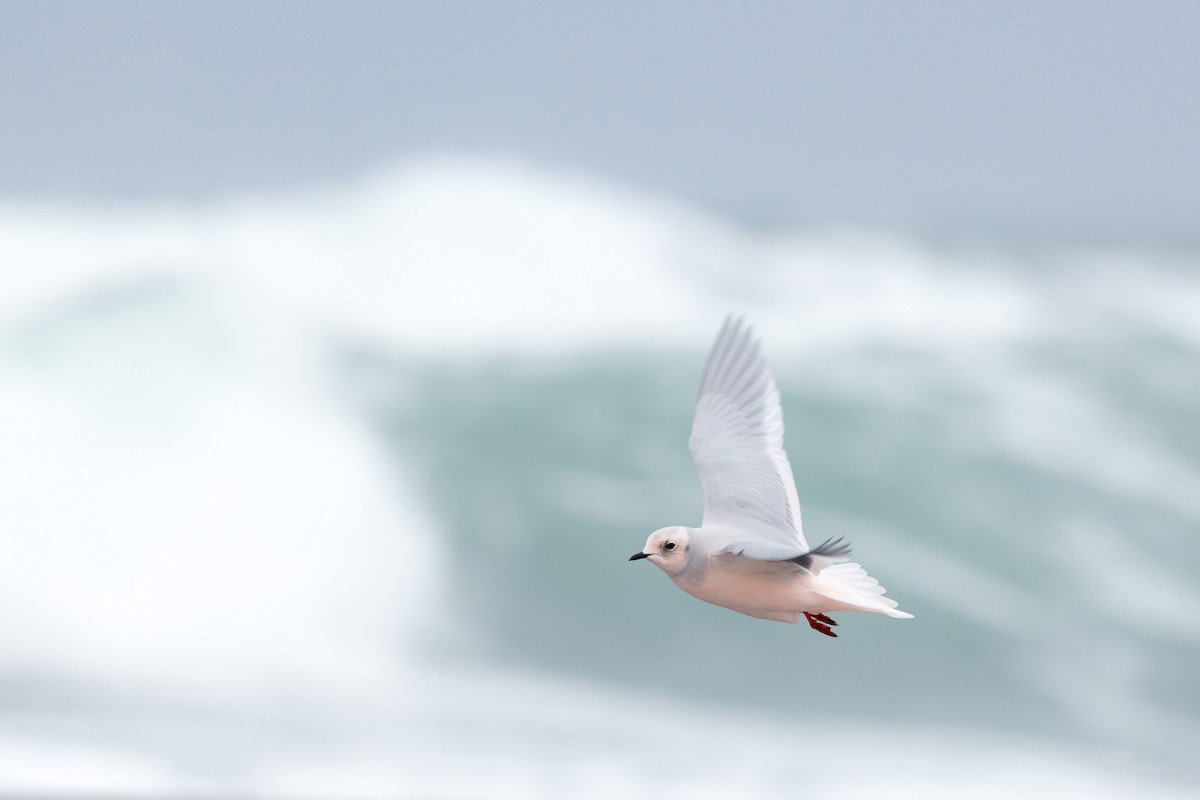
804 611 838 638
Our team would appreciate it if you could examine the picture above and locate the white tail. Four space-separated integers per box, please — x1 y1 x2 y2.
813 562 914 619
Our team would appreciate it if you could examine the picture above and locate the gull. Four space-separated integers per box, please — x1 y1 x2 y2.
630 315 913 637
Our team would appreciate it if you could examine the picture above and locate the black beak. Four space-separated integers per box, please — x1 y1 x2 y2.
629 551 649 561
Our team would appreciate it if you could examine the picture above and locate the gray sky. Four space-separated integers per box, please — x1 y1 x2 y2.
2 1 1198 239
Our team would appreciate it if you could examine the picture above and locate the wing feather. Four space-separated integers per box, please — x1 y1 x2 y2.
688 315 807 551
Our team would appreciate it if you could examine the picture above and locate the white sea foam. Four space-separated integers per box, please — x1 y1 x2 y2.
0 277 440 702
1 671 1195 799
0 736 176 797
5 155 1196 359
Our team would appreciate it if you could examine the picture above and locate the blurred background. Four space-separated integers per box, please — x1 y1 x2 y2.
2 2 1199 797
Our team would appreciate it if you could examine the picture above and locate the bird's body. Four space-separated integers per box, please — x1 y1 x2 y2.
674 536 892 624
630 316 912 636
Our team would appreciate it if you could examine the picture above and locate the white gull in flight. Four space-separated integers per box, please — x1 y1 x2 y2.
630 315 913 637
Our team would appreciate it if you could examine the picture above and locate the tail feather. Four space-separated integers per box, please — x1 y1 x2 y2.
814 561 914 619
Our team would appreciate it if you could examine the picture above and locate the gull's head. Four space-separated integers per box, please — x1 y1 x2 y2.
629 526 691 576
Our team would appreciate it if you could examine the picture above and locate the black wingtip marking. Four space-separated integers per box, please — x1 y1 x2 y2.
787 537 852 570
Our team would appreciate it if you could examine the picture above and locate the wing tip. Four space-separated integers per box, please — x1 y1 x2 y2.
700 313 763 397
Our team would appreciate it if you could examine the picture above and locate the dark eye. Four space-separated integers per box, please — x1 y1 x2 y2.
664 541 676 551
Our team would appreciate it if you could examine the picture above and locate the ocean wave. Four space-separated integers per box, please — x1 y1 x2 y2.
4 155 1196 357
2 154 1198 796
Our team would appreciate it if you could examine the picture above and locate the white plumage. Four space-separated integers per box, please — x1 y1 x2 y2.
631 315 912 636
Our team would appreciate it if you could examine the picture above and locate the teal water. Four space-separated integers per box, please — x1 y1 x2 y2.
1 157 1198 796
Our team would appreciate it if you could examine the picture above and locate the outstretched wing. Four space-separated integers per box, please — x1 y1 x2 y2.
688 315 807 553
